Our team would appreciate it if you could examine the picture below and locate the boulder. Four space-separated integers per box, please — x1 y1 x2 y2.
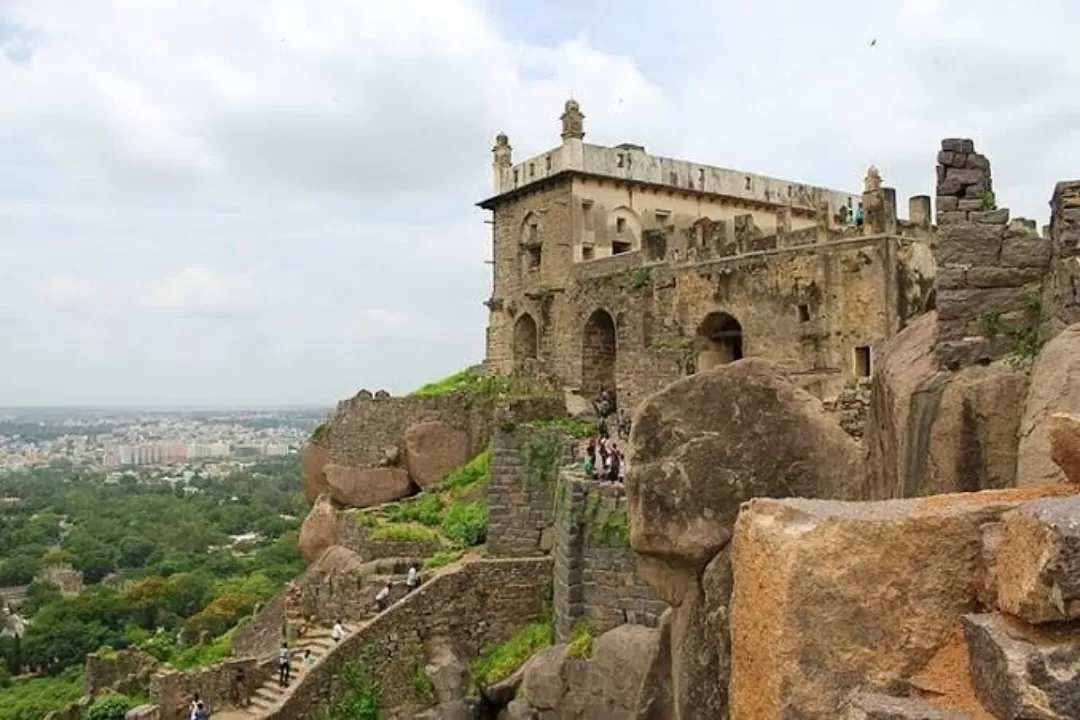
626 359 863 719
845 693 973 720
500 700 537 720
404 421 470 489
424 639 469 704
300 443 332 503
963 613 1080 720
324 463 412 508
997 495 1080 623
563 390 597 421
298 495 340 563
865 311 1029 499
1017 323 1080 485
1049 413 1080 483
413 700 477 720
519 645 567 712
728 487 1077 720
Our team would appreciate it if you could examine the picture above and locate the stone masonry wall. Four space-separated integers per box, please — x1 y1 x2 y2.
84 647 159 698
485 425 576 557
934 138 1053 369
552 472 666 642
231 590 286 659
1045 180 1080 334
265 557 552 720
150 657 275 719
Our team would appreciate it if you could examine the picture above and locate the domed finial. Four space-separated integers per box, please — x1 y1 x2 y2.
561 98 585 141
864 164 882 192
492 132 512 167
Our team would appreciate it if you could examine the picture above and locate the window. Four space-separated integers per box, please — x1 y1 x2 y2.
744 176 752 191
613 239 632 255
528 222 538 243
545 155 552 172
698 169 705 188
582 201 595 231
854 346 872 378
616 153 625 168
529 163 535 178
797 304 811 323
513 169 519 184
616 217 627 234
526 246 542 270
582 246 595 261
655 211 670 226
670 171 678 185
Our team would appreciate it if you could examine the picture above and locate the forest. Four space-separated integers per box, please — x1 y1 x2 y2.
0 457 306 719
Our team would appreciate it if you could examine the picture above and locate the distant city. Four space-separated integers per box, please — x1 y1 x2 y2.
0 407 330 470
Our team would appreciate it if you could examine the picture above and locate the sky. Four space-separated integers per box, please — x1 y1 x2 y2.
1 0 1078 407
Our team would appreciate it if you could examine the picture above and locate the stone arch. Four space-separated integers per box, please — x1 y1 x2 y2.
513 313 539 363
582 309 617 398
695 312 743 371
607 206 642 255
519 212 542 273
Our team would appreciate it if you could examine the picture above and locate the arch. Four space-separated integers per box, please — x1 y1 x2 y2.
695 312 743 371
582 309 617 398
513 313 539 363
607 206 642 255
520 212 542 272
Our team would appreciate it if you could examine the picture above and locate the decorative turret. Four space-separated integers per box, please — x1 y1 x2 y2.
560 98 585 141
864 165 882 193
492 133 512 194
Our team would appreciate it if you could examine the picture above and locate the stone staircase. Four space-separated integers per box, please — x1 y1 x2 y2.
235 625 346 716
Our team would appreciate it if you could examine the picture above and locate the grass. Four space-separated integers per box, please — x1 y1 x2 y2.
369 522 442 544
388 494 444 527
168 625 237 670
470 621 555 687
0 668 84 720
566 619 594 660
442 447 492 496
524 418 595 439
440 501 489 548
421 549 465 574
409 366 557 401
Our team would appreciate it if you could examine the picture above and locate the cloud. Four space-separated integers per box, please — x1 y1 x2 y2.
0 0 1078 406
146 267 257 312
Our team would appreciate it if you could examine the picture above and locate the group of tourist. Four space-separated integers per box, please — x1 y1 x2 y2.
583 389 629 482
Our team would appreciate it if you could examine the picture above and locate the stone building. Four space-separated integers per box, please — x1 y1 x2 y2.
479 99 936 409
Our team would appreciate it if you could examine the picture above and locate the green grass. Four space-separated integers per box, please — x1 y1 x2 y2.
388 494 444 527
369 522 442 544
409 366 556 401
421 549 465 574
442 447 491 495
168 625 238 670
470 621 555 687
0 668 84 720
524 418 595 439
440 501 489 548
566 619 594 660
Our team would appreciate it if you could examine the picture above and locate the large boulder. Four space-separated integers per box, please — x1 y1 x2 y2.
404 421 470 489
1017 323 1080 485
324 463 412 508
997 495 1080 623
845 693 973 720
1049 413 1080 483
626 358 863 719
865 311 1029 499
300 443 332 503
728 487 1077 720
298 495 340 563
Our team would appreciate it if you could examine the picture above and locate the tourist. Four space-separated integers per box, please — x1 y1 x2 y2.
617 451 627 483
189 695 202 720
855 202 865 228
230 667 247 707
331 619 345 643
406 564 419 593
583 452 596 478
607 444 622 482
375 583 391 612
618 412 631 440
303 648 315 672
193 700 209 720
278 642 292 687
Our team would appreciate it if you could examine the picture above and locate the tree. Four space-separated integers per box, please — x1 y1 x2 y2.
117 536 155 569
0 555 42 587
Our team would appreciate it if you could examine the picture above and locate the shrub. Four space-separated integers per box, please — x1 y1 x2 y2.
442 448 491 495
470 622 554 687
87 691 137 720
440 501 489 548
421 550 464 575
566 619 593 660
321 657 380 720
369 523 441 545
388 494 443 527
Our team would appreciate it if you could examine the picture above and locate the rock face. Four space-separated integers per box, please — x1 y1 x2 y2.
728 488 1077 720
865 311 1029 499
298 495 340 563
963 613 1080 720
515 625 659 720
404 421 470 489
845 692 973 720
1017 323 1080 486
997 495 1080 623
324 463 412 508
626 358 863 719
300 443 332 503
1049 413 1080 483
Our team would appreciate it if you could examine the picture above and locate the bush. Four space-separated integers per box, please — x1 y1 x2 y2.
421 550 464 575
87 691 137 720
442 448 491 495
388 495 443 527
440 501 488 548
470 622 554 687
369 523 441 545
566 619 593 659
0 669 83 720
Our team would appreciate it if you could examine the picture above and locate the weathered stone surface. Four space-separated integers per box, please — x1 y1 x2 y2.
404 421 470 489
936 285 1034 322
324 463 412 508
997 495 1080 623
413 700 475 720
300 443 332 503
728 488 1077 720
937 196 959 212
964 613 1080 720
501 699 537 720
970 209 1009 225
1049 413 1080 483
519 645 566 711
1018 324 1080 486
563 391 597 421
298 494 340 563
964 266 1043 288
935 223 1003 267
1001 235 1052 268
425 640 469 703
125 707 160 720
845 692 973 719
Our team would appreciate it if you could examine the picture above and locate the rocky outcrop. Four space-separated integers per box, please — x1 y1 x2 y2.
298 495 339 563
728 486 1077 719
997 495 1080 623
865 311 1029 499
300 443 331 503
1050 413 1080 484
512 625 659 719
845 693 972 720
324 464 412 508
1017 323 1080 486
404 421 469 489
963 613 1080 720
626 358 863 719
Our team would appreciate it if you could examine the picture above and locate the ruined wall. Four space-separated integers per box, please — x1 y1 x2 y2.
933 138 1053 369
485 425 576 557
231 590 286 659
150 657 274 720
1044 180 1080 334
84 648 158 698
552 474 666 642
265 558 552 720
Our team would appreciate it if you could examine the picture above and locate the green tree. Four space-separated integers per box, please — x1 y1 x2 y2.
0 555 42 587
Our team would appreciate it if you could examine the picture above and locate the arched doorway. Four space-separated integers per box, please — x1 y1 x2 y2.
513 313 538 364
695 312 743 371
582 309 616 398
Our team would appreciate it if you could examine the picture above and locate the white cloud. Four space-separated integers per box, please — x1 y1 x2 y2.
41 273 92 305
146 267 257 311
355 308 410 331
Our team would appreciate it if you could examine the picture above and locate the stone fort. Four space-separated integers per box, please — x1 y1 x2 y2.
480 99 937 410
